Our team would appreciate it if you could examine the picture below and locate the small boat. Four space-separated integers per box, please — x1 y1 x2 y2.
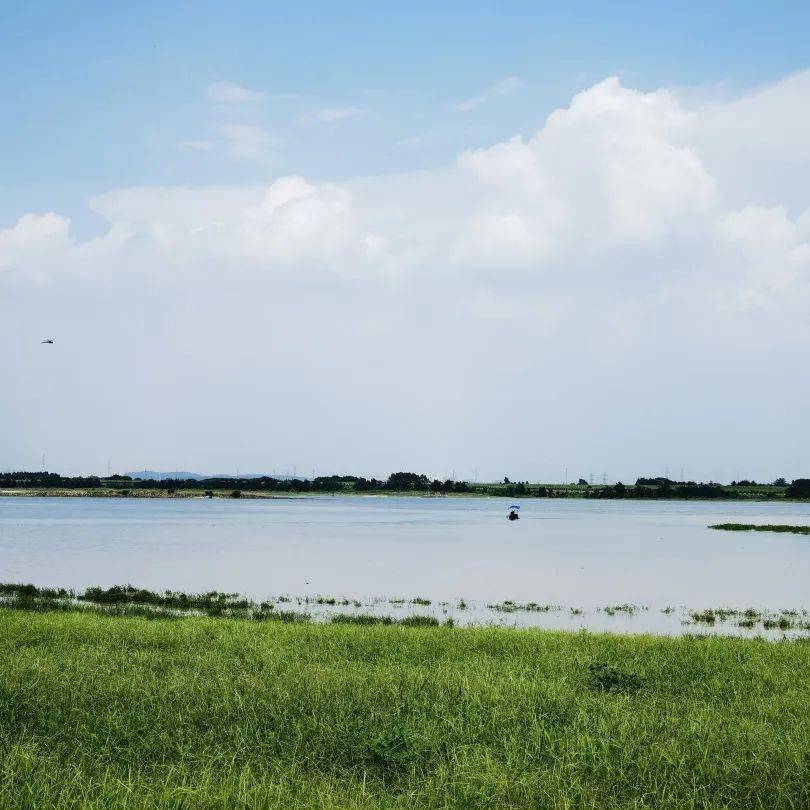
508 504 520 521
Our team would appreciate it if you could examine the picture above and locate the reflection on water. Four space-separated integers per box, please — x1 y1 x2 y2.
1 495 808 636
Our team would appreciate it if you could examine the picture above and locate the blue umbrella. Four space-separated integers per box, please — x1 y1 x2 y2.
508 504 521 510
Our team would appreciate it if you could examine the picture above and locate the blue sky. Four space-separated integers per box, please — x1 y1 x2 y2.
3 1 810 233
1 3 809 480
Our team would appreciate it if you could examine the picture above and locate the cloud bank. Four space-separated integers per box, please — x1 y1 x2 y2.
2 73 809 480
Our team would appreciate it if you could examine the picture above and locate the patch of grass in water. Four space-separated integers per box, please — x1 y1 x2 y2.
331 614 393 626
689 610 718 625
689 607 740 623
488 600 558 613
710 523 810 535
602 604 642 616
524 602 557 613
79 585 247 612
488 600 519 613
763 616 793 631
689 607 770 626
254 610 310 623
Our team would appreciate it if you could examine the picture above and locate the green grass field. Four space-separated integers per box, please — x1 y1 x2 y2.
0 611 808 808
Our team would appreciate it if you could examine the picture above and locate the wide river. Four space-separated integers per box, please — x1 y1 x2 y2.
1 496 808 635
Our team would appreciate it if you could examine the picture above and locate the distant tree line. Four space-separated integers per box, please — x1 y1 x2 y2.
1 471 808 500
0 472 104 488
786 479 810 498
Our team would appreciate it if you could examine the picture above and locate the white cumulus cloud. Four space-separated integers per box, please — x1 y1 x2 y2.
3 72 810 478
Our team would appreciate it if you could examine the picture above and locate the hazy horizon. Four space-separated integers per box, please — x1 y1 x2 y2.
2 3 809 484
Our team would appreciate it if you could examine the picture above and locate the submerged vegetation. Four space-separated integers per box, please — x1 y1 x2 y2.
488 600 559 613
0 608 807 807
601 604 645 616
710 523 810 535
2 582 808 637
686 607 810 632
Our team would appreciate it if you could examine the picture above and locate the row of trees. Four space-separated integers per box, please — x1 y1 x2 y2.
2 471 809 499
787 479 810 498
0 472 105 488
0 470 472 495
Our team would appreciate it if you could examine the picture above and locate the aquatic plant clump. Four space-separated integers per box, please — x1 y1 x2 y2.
689 610 717 625
601 604 645 616
488 600 560 613
79 585 248 611
709 523 810 535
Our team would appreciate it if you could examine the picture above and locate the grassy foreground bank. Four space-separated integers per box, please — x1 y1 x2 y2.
0 612 808 808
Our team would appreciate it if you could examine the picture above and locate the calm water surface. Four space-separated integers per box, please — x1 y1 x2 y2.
1 496 808 635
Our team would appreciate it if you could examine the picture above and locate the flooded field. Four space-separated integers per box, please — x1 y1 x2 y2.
1 495 808 636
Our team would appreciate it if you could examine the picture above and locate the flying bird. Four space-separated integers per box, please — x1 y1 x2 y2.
41 339 54 344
